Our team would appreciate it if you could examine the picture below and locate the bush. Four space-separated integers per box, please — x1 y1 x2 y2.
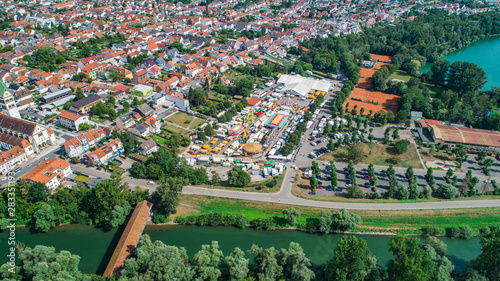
251 217 276 231
480 227 491 236
446 226 461 239
152 214 169 224
438 184 459 199
459 226 474 240
174 213 247 228
421 226 441 236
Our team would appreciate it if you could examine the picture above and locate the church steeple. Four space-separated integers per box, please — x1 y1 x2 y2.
0 80 21 119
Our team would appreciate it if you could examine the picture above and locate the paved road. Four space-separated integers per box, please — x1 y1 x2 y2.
71 164 500 210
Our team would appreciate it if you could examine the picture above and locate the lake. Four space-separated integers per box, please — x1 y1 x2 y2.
421 36 500 90
0 224 482 275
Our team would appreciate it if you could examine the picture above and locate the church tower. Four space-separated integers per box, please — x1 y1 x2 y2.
0 80 20 119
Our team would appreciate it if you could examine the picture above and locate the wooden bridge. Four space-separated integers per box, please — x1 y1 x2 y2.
103 200 153 278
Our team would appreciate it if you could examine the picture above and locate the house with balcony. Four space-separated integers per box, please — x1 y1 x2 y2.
21 158 73 190
83 138 125 166
63 127 107 158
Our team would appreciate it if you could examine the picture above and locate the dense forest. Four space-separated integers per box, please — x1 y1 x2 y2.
1 228 498 280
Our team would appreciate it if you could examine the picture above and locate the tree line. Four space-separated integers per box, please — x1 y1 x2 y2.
3 227 498 280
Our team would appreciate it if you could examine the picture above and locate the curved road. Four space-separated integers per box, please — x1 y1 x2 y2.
182 167 500 210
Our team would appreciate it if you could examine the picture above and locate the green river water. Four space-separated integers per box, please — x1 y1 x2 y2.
0 224 481 275
421 36 500 90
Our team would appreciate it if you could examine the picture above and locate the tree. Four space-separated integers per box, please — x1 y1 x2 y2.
282 207 301 225
34 203 56 232
326 236 376 281
211 172 220 187
409 182 420 199
228 166 251 188
473 227 500 280
394 140 410 154
369 175 378 187
109 71 122 82
420 237 454 281
447 61 486 96
204 124 215 137
16 245 85 280
397 185 409 200
311 161 320 177
121 235 195 280
347 143 365 163
193 241 224 280
405 166 415 184
151 178 185 221
438 184 459 199
319 210 333 234
330 162 338 188
122 100 130 113
105 203 132 228
310 175 318 192
384 127 391 141
281 142 294 156
429 60 450 86
388 235 434 281
426 167 436 189
225 248 249 281
278 242 315 281
453 144 468 168
27 182 50 202
445 168 454 184
74 87 85 101
78 123 91 131
392 128 400 140
331 209 362 231
249 245 283 280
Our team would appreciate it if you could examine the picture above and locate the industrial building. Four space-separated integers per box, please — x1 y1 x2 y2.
428 124 500 152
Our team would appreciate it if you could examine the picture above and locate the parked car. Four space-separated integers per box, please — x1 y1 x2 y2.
336 187 342 191
14 167 22 173
364 175 371 179
311 142 317 146
364 183 372 188
345 183 352 187
308 191 316 195
326 188 333 191
317 186 323 189
147 181 155 185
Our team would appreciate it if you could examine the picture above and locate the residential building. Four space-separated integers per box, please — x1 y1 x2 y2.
83 138 125 166
133 103 154 118
139 139 158 156
129 123 150 137
58 110 89 130
63 127 107 158
21 158 73 190
69 95 104 113
116 114 135 128
0 146 28 175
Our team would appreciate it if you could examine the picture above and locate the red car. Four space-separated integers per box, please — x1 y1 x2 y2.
364 175 371 179
317 186 323 189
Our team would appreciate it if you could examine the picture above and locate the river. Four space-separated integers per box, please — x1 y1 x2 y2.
0 224 482 275
421 36 500 90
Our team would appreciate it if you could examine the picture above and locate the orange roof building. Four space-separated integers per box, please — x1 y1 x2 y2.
21 158 72 189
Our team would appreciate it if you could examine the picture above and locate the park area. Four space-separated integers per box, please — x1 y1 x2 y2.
319 142 423 168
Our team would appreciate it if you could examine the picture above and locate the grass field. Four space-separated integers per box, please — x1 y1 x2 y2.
177 195 500 233
152 135 168 146
388 70 411 82
189 118 206 130
163 124 191 135
319 142 423 169
166 112 194 128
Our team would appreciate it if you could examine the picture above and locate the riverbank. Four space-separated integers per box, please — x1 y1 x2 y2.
177 195 500 235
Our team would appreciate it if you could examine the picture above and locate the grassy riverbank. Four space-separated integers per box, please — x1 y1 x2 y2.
177 195 500 234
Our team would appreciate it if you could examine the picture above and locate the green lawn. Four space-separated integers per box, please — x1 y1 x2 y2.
166 112 194 128
178 195 500 234
388 70 412 82
152 135 168 146
423 83 446 97
319 142 423 169
163 124 191 135
189 118 206 130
